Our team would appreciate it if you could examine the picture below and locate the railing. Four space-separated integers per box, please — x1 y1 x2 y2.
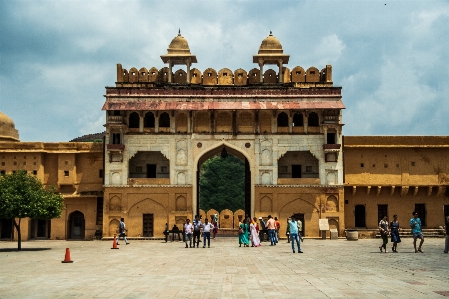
323 144 341 152
107 115 124 124
107 144 125 151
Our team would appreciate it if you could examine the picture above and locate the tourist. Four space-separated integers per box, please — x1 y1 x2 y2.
378 215 389 253
250 217 261 247
202 218 214 248
288 216 302 253
266 215 276 246
212 214 218 238
444 215 449 253
410 211 424 253
171 224 181 241
258 217 266 242
192 215 202 248
238 218 250 247
184 219 193 248
164 223 169 242
390 215 401 252
286 217 291 243
297 217 304 242
116 218 129 245
274 217 280 243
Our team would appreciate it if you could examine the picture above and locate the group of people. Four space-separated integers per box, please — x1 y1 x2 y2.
181 215 217 248
237 215 304 253
379 211 449 254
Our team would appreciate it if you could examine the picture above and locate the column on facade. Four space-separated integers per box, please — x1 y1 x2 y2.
272 110 276 133
288 110 292 133
210 110 215 133
278 59 283 83
168 60 173 83
155 111 159 133
323 126 328 144
186 60 191 84
232 110 237 135
304 111 308 134
139 111 144 133
170 111 175 133
255 110 260 134
187 111 192 133
258 60 264 83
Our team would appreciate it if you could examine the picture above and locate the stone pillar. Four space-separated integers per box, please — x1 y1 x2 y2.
288 111 292 133
304 112 308 134
210 110 215 133
188 111 192 133
139 111 144 133
323 126 328 144
168 60 173 83
258 60 264 83
155 111 159 133
278 60 283 83
255 110 260 134
186 60 191 84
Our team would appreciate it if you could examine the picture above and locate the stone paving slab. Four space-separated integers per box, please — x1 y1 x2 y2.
0 238 448 298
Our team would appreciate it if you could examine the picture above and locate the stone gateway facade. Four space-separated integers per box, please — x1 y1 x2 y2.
0 32 448 241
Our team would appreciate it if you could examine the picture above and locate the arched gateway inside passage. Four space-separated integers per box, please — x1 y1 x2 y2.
102 31 345 238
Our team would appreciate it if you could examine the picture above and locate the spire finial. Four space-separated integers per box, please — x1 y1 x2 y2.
269 30 272 35
178 28 181 36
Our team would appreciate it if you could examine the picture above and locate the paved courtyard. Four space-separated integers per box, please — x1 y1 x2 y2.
0 237 448 298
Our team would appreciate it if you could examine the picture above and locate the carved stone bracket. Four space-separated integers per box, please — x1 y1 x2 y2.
401 186 409 197
352 186 356 196
427 186 433 197
376 186 381 196
413 186 419 196
390 186 395 196
436 186 444 197
366 186 371 195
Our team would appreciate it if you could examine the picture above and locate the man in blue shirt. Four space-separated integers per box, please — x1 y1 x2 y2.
410 211 424 253
288 216 303 253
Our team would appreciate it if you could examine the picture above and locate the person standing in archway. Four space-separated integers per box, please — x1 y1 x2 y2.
192 215 202 248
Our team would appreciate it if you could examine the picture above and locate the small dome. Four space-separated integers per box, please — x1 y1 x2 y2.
167 31 191 55
0 111 19 142
258 32 283 54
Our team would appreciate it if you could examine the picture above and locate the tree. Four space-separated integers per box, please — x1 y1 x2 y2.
0 170 64 250
199 154 245 212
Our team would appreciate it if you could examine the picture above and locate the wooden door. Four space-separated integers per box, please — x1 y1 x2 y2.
143 214 154 237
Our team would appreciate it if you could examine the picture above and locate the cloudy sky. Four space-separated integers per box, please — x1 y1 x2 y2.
0 0 448 142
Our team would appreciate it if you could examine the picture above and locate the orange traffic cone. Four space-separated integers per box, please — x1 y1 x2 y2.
61 248 73 263
111 235 119 249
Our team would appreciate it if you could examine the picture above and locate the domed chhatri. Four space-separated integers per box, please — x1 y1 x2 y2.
167 30 191 55
0 111 19 142
161 30 197 63
258 31 283 54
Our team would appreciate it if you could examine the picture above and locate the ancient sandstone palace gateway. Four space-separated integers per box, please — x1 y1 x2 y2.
102 32 345 238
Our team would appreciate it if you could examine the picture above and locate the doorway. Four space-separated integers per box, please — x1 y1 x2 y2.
415 204 426 227
31 219 50 239
0 218 13 239
143 214 154 237
355 205 366 227
291 213 305 236
68 211 85 239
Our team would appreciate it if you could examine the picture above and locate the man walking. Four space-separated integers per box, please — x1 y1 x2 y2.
184 219 193 248
410 211 424 253
274 217 280 243
192 215 202 248
258 217 266 242
266 215 277 246
202 218 214 248
288 216 302 253
116 218 129 245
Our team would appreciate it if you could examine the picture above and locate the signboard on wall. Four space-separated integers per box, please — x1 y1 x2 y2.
319 218 329 231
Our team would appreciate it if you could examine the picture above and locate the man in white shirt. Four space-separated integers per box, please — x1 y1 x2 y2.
202 218 214 248
184 219 193 248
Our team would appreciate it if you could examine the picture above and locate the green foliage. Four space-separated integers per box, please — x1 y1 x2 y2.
0 170 64 220
199 154 245 212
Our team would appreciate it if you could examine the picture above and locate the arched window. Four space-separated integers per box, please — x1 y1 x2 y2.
144 112 155 128
159 112 170 128
308 112 319 126
128 112 140 128
277 112 288 127
293 113 303 127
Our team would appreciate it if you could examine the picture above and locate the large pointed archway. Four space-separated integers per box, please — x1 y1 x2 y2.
195 144 252 219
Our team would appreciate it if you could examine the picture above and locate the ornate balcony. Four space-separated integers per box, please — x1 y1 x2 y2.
323 144 341 152
107 144 125 151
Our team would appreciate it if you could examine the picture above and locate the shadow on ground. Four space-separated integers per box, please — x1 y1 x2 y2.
0 248 52 252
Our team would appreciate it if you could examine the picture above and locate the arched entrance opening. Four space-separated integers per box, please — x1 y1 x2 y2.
68 211 85 239
196 146 251 228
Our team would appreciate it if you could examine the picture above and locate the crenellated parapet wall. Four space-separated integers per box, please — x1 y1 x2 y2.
116 64 332 88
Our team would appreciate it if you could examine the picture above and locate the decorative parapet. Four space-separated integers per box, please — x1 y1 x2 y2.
323 144 341 152
107 144 125 151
